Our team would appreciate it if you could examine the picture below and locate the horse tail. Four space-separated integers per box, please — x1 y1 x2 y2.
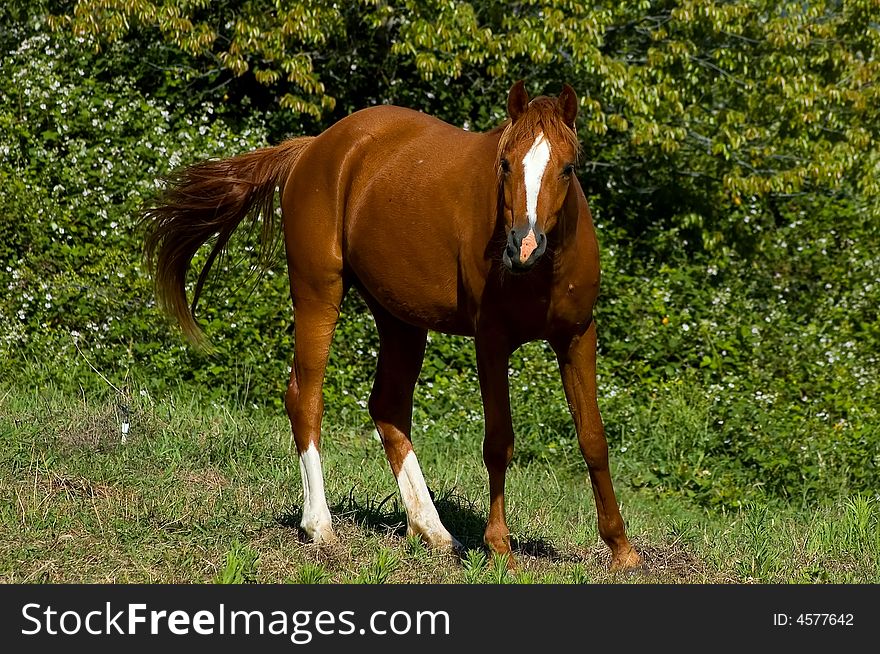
142 137 315 348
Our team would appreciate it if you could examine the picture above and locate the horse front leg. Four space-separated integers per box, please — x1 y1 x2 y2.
552 321 642 572
475 334 516 566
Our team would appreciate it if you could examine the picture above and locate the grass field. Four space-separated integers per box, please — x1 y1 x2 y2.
1 383 878 584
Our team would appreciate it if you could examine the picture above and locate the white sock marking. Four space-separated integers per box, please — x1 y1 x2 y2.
522 132 551 230
299 443 334 543
396 451 460 550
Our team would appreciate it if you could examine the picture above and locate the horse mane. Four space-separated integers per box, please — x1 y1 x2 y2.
493 96 581 170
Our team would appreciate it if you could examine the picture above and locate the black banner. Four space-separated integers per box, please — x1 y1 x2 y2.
1 584 875 651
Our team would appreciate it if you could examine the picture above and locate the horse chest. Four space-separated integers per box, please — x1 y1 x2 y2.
477 270 596 343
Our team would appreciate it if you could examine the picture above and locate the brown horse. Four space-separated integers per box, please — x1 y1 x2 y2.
143 80 641 571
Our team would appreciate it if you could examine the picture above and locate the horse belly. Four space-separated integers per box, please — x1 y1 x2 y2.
347 228 473 335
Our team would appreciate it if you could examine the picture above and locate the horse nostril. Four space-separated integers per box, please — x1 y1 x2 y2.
507 229 521 249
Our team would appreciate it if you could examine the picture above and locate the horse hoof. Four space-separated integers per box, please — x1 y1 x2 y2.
435 534 465 557
609 547 644 574
300 522 338 546
408 523 463 555
315 532 339 546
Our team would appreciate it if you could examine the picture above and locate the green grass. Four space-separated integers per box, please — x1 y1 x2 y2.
1 383 878 584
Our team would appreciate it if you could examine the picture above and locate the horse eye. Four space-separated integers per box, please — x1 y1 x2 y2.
563 163 575 177
500 158 510 174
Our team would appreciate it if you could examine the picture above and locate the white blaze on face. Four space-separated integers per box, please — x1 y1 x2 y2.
396 451 461 551
522 132 551 229
298 443 335 543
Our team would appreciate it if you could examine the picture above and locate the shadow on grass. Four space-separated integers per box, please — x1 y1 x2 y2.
275 488 568 562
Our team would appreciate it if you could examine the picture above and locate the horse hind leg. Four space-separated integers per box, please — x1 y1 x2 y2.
367 307 462 553
286 293 344 545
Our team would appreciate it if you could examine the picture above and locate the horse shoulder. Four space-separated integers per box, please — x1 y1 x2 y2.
548 193 601 338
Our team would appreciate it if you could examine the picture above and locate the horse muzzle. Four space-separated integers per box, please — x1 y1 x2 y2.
503 226 547 272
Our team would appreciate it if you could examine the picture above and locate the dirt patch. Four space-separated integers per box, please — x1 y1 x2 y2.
175 467 231 491
41 400 133 451
37 471 115 500
581 537 733 583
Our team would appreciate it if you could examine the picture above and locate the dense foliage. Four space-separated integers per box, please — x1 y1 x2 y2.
2 1 878 508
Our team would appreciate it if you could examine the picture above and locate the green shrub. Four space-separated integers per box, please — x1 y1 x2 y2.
2 15 878 510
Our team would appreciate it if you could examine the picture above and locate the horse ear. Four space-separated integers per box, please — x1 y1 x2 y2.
507 80 529 122
558 83 578 127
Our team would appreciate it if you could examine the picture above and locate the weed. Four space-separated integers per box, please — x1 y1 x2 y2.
215 540 259 584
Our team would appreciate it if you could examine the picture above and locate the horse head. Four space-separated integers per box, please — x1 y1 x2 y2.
496 80 580 272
